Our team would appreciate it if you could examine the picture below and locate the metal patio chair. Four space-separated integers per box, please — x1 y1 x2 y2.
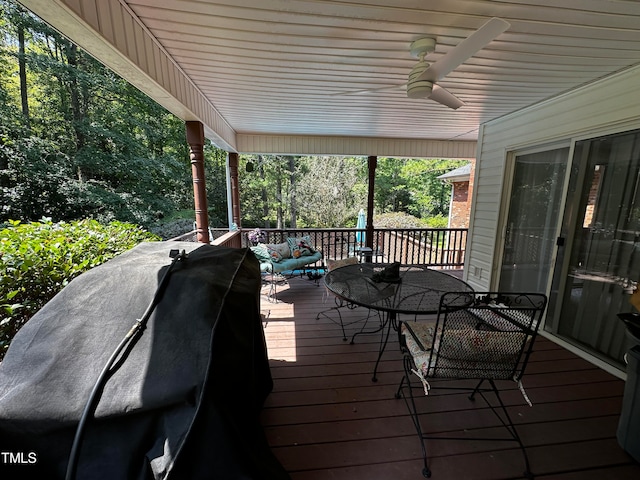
395 291 547 479
315 255 380 341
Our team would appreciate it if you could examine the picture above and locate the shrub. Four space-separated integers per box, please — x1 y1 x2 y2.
0 219 160 360
424 214 450 228
373 211 422 229
148 217 196 240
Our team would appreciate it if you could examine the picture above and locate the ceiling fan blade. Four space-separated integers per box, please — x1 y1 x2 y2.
429 84 464 110
334 83 405 96
419 17 510 83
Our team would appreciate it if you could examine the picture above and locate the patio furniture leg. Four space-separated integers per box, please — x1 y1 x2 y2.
264 273 287 303
350 311 392 382
315 297 348 340
396 355 432 478
316 299 377 342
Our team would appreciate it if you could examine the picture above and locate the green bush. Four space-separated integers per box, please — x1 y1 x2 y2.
373 211 422 228
0 219 160 360
424 214 450 228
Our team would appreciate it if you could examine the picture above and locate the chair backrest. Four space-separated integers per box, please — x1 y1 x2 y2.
425 291 547 381
326 256 358 271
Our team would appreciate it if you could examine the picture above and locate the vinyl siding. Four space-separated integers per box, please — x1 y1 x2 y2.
466 64 640 291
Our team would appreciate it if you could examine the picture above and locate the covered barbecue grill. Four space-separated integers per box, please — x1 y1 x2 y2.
0 241 289 479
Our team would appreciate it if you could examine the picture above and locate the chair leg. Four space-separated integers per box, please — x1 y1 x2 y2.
315 298 348 340
265 273 287 303
470 379 533 478
396 355 432 478
486 379 533 479
316 300 375 342
469 378 486 401
349 309 384 344
397 370 534 479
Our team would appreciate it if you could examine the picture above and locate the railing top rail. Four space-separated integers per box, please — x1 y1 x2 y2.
240 227 467 266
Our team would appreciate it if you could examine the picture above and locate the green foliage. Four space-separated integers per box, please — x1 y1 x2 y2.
375 158 412 214
0 218 160 360
239 154 300 228
296 156 367 228
0 1 229 229
375 158 468 218
149 218 197 240
373 211 423 228
424 214 449 228
203 143 229 227
239 155 368 229
373 212 450 229
238 155 468 229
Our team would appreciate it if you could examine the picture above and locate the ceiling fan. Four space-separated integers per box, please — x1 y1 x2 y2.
341 17 510 110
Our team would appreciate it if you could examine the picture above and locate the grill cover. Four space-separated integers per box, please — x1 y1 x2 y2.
0 241 289 479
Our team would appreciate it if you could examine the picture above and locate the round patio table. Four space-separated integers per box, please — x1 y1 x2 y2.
324 263 473 381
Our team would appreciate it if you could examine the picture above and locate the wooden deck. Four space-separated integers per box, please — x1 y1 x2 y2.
259 275 640 480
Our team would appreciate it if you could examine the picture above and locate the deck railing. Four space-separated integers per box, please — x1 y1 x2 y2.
240 227 467 269
172 227 467 269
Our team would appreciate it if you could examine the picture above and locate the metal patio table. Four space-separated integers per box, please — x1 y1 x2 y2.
324 263 473 381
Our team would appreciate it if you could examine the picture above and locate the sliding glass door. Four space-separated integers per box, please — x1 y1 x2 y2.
498 148 569 293
548 130 640 366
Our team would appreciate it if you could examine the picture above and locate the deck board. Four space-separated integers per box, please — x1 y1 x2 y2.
259 276 640 479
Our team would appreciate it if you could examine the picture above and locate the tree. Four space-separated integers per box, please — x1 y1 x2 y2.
375 158 412 213
403 159 467 218
0 0 230 229
296 156 366 228
288 155 297 228
375 158 468 219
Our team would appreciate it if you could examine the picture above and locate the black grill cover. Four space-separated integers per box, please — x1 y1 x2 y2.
0 241 289 480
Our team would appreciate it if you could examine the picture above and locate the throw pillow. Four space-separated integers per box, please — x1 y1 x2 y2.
265 242 291 262
250 244 271 262
287 235 315 258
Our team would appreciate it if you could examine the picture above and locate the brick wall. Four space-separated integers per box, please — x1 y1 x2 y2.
448 158 475 229
450 181 470 228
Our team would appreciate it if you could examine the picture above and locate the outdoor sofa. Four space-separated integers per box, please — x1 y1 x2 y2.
250 235 323 300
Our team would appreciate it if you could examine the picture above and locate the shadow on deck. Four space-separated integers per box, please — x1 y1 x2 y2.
258 275 640 480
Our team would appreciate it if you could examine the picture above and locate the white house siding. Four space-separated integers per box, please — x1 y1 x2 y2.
466 64 640 291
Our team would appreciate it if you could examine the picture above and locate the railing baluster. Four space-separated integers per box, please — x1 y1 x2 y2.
229 227 466 268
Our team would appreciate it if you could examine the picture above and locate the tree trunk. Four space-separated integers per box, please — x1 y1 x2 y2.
276 165 283 229
259 156 269 228
66 44 85 152
17 25 30 128
288 155 297 228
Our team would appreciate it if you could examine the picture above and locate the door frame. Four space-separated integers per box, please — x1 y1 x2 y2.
492 141 573 299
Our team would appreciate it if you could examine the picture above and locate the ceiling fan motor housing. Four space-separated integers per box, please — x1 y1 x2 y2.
407 61 433 98
409 37 436 58
407 37 436 98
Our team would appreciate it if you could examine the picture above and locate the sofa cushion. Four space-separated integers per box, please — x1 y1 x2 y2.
259 250 323 273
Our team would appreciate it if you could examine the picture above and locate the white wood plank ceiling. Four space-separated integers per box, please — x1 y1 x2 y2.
19 0 640 148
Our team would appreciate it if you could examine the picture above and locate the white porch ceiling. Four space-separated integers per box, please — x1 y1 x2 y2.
17 0 640 154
